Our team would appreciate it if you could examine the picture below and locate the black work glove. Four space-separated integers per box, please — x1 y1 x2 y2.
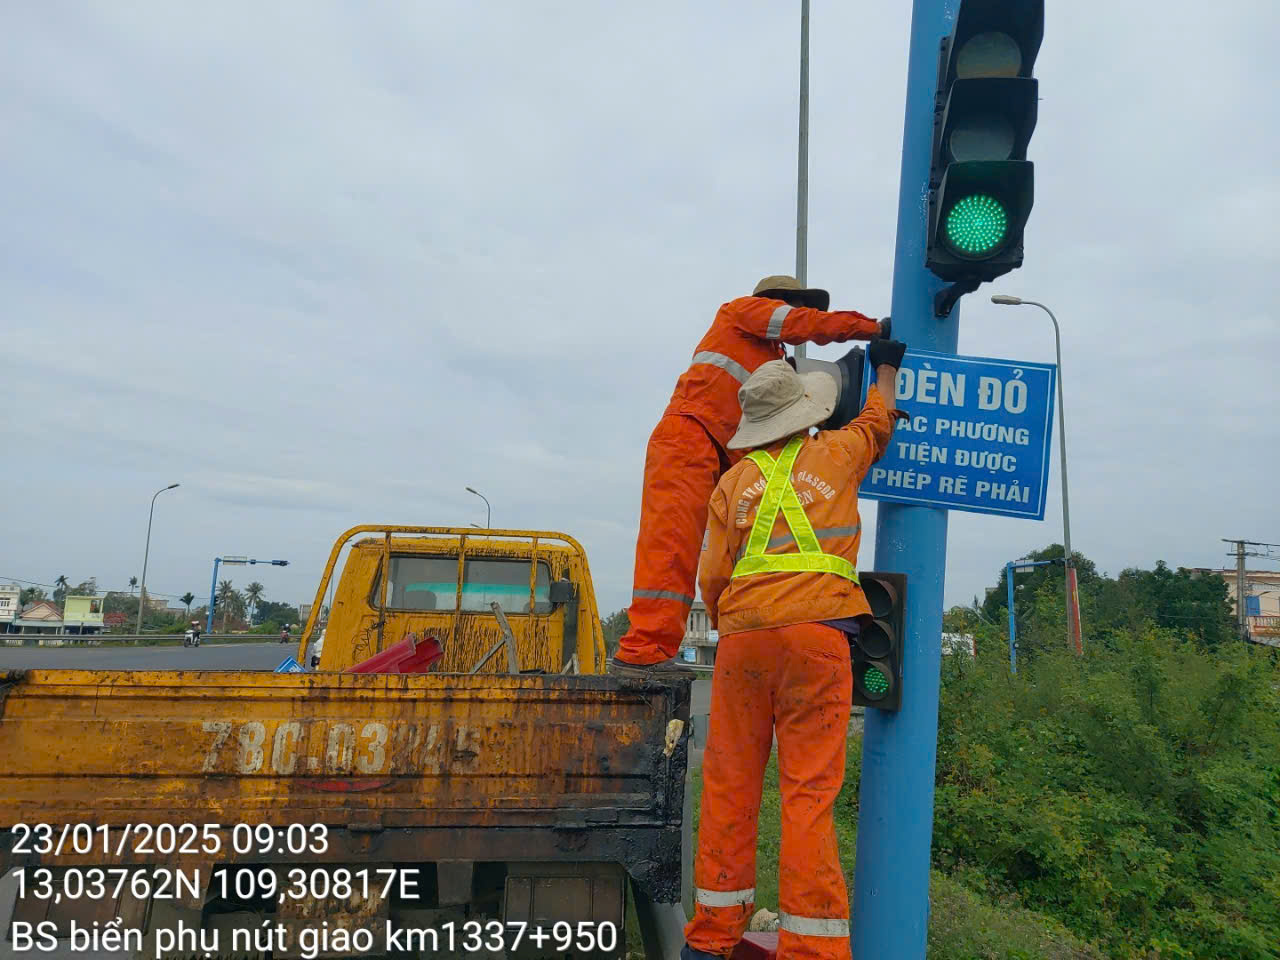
868 337 907 371
878 317 892 339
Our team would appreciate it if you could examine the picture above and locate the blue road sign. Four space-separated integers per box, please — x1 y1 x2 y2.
859 348 1057 520
274 656 304 673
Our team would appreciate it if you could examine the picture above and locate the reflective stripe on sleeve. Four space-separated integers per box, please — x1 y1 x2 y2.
766 304 792 339
691 351 751 384
778 912 850 937
633 589 696 606
696 887 756 908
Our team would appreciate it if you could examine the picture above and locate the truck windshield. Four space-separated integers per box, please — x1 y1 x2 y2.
375 556 552 614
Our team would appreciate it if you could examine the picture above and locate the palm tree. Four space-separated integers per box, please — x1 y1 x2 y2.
244 582 265 625
216 580 235 632
128 576 138 595
180 592 196 617
19 586 47 607
53 575 70 605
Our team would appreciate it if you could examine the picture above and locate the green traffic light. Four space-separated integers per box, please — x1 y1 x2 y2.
944 194 1008 258
862 666 890 698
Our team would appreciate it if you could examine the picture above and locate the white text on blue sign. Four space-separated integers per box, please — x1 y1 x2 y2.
858 350 1057 520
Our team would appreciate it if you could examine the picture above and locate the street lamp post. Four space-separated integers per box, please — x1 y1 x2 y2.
991 295 1082 654
793 0 810 365
465 487 491 528
136 483 180 634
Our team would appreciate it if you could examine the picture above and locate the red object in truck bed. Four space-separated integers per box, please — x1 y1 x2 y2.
343 632 443 674
731 932 779 959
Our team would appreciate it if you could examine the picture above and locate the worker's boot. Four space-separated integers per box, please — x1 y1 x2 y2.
607 655 697 679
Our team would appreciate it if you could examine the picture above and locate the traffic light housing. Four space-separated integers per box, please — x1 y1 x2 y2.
793 345 866 432
852 571 906 711
926 0 1043 287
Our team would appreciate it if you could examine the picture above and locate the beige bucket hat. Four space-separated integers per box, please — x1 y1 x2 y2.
727 359 837 451
752 274 830 311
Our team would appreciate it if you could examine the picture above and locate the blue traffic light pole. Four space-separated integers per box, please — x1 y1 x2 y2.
206 556 289 633
852 0 961 957
1006 558 1065 673
205 557 223 635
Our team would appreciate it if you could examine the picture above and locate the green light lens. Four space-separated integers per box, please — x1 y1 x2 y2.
945 194 1008 258
862 666 890 698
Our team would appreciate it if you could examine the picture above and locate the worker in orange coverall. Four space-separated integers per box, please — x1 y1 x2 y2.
682 338 907 960
608 276 887 678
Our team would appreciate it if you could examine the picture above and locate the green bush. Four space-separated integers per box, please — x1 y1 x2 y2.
934 623 1280 958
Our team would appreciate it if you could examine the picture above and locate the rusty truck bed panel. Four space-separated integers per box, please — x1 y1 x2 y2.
0 670 687 827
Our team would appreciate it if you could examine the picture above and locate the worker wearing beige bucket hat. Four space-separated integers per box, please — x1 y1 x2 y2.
610 275 888 680
683 337 906 960
725 358 838 450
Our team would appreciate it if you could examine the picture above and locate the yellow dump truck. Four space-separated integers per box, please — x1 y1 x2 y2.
0 526 692 960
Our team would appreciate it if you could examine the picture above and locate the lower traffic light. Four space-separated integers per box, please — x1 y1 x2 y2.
852 572 906 711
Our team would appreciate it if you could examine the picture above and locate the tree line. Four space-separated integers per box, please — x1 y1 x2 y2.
18 575 302 635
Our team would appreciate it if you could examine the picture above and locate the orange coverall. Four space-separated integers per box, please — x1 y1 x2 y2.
615 296 880 666
685 386 894 960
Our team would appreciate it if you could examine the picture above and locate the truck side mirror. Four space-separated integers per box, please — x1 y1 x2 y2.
549 579 577 606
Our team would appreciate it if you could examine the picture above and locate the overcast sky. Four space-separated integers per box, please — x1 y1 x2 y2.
2 2 1277 621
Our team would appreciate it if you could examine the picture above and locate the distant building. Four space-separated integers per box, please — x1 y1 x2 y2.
942 633 976 656
11 600 64 635
299 603 313 624
1190 567 1280 646
62 594 107 636
0 584 20 632
679 601 717 666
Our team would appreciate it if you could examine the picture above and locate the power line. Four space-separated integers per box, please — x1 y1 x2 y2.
0 575 193 601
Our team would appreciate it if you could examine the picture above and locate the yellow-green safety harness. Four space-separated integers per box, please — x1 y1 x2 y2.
730 436 859 583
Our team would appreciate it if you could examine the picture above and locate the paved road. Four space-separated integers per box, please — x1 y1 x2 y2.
691 677 709 714
0 642 293 671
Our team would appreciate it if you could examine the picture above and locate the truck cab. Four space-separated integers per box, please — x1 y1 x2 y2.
310 528 603 676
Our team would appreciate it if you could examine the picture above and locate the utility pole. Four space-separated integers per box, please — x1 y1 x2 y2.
1234 539 1246 641
1222 538 1280 642
794 0 811 363
851 1 957 957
